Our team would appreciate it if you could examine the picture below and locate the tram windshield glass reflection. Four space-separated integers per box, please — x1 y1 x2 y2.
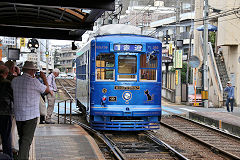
118 55 137 81
140 54 157 81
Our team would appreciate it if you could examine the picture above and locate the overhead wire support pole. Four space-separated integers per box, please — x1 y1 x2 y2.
175 0 181 104
203 0 209 108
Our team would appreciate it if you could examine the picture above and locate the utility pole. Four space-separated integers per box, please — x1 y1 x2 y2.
175 0 181 104
203 0 209 108
46 40 49 76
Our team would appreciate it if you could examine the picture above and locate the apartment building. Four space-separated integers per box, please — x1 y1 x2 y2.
58 47 76 73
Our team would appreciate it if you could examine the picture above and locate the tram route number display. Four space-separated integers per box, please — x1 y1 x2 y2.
114 86 140 90
114 44 142 52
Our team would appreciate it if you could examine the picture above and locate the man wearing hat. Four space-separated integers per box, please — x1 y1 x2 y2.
11 61 52 159
224 81 234 112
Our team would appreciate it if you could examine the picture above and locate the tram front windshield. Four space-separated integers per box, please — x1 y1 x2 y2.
95 53 157 82
118 55 137 81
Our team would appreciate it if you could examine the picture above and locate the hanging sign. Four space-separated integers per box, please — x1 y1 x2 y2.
169 43 173 55
20 38 25 47
175 70 179 85
174 50 182 69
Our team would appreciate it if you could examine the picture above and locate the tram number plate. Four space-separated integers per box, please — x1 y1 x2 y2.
114 86 140 90
109 96 117 102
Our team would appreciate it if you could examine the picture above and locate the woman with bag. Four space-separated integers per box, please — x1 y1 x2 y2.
36 72 47 124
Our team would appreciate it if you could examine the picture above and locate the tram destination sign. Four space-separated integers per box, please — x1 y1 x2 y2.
114 44 142 52
114 86 140 90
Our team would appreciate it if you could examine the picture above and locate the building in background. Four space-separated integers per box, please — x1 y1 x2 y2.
53 45 76 73
194 0 240 107
151 12 194 93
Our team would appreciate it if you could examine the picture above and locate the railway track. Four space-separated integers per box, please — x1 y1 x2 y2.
57 114 188 160
57 113 240 159
56 78 76 101
161 115 240 159
54 79 240 159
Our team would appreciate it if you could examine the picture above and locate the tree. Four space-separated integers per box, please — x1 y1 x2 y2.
170 62 191 84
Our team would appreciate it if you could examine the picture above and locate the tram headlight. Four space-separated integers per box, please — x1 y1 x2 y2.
124 92 131 100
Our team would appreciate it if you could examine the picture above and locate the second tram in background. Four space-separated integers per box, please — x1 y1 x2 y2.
75 24 162 131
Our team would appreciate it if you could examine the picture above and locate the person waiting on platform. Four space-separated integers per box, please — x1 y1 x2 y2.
11 61 52 159
224 81 234 112
45 68 60 124
0 65 13 159
0 60 4 66
5 60 20 155
5 60 20 81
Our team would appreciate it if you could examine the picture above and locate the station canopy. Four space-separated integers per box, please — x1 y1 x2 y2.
0 0 115 40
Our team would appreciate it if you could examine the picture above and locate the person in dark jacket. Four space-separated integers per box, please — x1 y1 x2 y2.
5 60 20 155
224 81 234 112
0 65 13 158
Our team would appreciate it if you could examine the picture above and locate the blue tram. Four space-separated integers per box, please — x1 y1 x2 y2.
75 25 162 131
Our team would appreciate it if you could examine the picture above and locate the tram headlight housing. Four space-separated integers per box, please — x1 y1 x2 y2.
124 92 131 100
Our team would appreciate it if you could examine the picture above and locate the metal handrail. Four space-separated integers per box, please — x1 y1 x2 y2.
208 42 223 93
57 99 72 124
200 35 223 96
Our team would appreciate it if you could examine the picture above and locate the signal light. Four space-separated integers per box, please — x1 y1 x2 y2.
102 97 106 101
164 35 171 44
27 38 39 49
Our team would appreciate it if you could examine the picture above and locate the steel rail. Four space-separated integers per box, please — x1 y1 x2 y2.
176 115 240 140
57 115 125 160
145 131 189 160
57 79 75 102
161 116 240 160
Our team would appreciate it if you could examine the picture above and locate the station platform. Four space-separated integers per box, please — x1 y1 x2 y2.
29 124 105 160
162 98 240 136
189 112 240 136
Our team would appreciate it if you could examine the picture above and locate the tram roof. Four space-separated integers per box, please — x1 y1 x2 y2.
94 34 162 44
0 1 115 40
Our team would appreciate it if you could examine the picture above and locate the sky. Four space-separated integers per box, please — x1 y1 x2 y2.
49 33 89 46
49 40 73 46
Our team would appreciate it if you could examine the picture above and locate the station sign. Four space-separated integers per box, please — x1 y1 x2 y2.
3 37 15 45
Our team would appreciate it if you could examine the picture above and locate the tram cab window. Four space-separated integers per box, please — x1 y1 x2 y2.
118 55 137 81
140 54 157 81
96 53 115 81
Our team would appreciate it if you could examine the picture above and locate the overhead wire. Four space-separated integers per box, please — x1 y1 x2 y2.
126 0 152 24
194 7 240 22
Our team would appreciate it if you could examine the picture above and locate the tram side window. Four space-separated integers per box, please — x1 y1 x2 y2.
76 55 87 80
140 54 157 81
118 55 137 80
96 53 115 80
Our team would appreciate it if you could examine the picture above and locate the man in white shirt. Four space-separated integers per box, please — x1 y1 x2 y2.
46 68 60 124
12 61 52 159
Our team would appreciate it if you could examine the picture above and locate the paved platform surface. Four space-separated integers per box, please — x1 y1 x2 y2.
30 124 105 160
162 98 240 136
